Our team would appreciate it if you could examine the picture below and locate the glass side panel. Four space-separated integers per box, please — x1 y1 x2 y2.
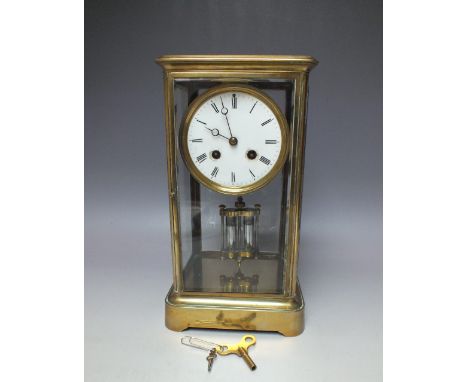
173 78 295 294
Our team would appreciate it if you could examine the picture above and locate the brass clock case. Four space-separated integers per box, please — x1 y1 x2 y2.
157 55 318 336
179 84 289 195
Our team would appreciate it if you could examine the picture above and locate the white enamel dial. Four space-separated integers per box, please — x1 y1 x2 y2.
182 86 288 194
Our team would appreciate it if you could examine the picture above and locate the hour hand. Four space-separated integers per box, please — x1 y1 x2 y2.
205 126 230 141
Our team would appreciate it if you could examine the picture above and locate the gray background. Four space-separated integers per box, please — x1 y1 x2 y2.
85 1 382 381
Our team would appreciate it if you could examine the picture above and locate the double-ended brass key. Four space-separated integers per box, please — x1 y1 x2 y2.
217 335 257 370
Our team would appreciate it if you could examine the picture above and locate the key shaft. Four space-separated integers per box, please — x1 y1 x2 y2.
238 347 256 370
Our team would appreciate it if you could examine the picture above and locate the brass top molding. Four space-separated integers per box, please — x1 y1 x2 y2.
156 54 318 72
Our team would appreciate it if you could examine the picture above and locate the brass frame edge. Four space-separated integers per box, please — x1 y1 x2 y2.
163 72 184 292
285 72 310 295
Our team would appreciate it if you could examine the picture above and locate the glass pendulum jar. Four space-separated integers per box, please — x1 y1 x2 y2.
219 197 260 260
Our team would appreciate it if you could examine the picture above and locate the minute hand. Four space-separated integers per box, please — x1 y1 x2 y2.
220 96 234 138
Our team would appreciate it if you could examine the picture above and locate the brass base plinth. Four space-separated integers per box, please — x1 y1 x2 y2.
164 283 305 337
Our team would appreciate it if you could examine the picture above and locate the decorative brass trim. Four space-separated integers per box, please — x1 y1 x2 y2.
219 209 260 218
156 54 318 72
179 84 289 195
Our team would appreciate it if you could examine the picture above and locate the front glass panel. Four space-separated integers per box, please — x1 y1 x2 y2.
173 78 295 294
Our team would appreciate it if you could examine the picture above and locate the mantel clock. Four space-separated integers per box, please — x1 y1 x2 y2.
156 55 318 336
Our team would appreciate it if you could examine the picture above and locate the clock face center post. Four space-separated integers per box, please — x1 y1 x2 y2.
229 137 238 146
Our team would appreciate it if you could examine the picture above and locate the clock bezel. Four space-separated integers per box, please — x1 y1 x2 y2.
179 84 289 195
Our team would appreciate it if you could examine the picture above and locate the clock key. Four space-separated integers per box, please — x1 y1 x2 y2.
217 335 257 371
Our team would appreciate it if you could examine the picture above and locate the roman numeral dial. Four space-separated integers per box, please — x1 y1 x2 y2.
183 86 288 194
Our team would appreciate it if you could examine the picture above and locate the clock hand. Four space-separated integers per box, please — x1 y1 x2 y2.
220 96 228 118
204 126 230 141
223 113 233 137
220 96 238 146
